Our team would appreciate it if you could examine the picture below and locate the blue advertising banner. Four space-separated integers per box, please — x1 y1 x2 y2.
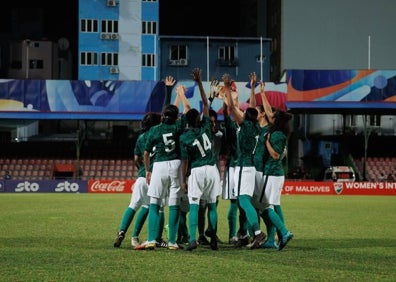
4 180 88 193
0 78 287 120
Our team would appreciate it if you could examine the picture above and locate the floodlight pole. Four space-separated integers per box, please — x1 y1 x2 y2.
368 35 371 70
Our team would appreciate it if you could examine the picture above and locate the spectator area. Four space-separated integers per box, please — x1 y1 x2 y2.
354 157 396 182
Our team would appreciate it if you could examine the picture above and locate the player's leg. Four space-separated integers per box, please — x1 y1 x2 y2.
131 205 148 246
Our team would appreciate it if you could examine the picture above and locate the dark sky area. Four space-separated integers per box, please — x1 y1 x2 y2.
2 0 240 40
0 0 241 80
159 1 240 36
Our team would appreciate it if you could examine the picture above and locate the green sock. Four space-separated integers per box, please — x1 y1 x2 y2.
207 203 218 236
147 203 160 241
238 195 260 232
198 200 206 235
132 206 148 237
237 204 248 236
267 208 288 236
178 211 189 239
188 204 199 242
168 205 180 244
119 207 136 232
261 209 276 242
227 200 238 238
274 205 285 223
274 205 285 240
156 211 165 241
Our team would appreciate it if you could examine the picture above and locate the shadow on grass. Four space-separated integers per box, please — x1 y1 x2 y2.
106 237 396 253
3 235 394 253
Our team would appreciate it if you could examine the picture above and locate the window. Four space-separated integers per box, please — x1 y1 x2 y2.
217 45 238 66
81 19 98 33
169 45 187 61
168 45 188 66
142 21 157 34
80 52 98 66
101 20 118 33
142 54 156 67
218 45 236 61
101 52 118 66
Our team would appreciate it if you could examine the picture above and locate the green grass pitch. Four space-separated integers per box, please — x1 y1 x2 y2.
0 194 395 281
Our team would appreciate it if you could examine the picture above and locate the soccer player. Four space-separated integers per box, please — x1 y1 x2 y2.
136 84 187 251
114 76 177 248
113 112 162 248
222 73 266 249
181 68 221 251
262 109 294 250
172 83 193 246
196 88 225 245
221 100 241 245
248 72 280 249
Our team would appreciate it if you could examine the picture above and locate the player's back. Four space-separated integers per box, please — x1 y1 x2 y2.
145 123 181 162
180 124 215 169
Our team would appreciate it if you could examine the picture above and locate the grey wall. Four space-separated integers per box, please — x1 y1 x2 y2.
282 0 396 70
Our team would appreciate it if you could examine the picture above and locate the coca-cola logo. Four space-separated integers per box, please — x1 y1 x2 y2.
91 180 126 192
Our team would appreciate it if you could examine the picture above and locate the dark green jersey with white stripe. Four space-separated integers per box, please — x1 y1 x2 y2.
180 116 215 169
254 124 270 172
224 116 238 167
236 119 260 167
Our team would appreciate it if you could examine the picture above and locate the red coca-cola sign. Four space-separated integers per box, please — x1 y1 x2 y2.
88 179 135 193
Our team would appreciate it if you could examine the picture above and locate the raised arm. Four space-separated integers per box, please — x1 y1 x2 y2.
259 81 274 123
223 73 243 125
163 75 176 108
176 84 191 114
173 91 181 108
192 68 209 116
249 72 257 108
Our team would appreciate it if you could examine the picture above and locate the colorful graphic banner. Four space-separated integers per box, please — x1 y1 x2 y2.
286 69 396 110
0 79 287 120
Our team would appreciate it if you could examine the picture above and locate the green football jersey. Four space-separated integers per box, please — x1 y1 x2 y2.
224 116 238 167
180 116 215 169
134 132 156 178
263 130 287 176
254 124 269 173
134 132 146 178
144 118 185 162
236 119 260 167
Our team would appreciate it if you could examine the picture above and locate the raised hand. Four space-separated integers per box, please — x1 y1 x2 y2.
209 79 220 102
176 84 186 96
222 73 232 88
259 81 265 92
191 68 202 83
249 72 257 88
165 76 176 87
